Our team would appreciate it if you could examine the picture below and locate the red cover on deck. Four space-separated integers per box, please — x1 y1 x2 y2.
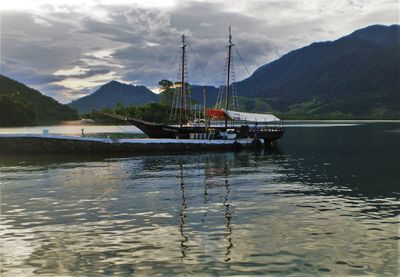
206 109 226 119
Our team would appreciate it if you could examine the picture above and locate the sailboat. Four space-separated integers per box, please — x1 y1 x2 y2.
105 28 284 147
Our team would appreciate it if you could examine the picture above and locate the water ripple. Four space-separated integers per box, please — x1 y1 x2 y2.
1 124 399 275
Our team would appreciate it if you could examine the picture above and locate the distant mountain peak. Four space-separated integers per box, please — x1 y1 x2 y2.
102 80 127 88
101 80 147 90
343 24 400 47
105 80 121 85
69 79 159 113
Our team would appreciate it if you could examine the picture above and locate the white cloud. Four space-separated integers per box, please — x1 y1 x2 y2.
32 16 52 27
200 22 213 27
54 66 89 76
52 71 122 90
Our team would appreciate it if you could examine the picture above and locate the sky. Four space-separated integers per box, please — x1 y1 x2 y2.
0 0 398 103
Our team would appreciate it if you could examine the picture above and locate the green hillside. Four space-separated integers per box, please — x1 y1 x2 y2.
237 24 400 118
0 75 78 126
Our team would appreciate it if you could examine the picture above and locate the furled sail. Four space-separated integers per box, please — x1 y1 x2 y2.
224 109 280 122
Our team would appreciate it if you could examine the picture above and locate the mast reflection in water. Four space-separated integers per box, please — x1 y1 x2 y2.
178 158 233 263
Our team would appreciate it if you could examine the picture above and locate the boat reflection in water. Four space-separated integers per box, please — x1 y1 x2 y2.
178 157 234 262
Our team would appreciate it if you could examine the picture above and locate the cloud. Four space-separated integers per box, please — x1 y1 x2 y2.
200 22 213 28
54 67 111 78
32 16 53 27
0 0 398 103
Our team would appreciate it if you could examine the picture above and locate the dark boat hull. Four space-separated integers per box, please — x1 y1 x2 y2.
126 118 284 141
99 112 284 142
127 118 205 139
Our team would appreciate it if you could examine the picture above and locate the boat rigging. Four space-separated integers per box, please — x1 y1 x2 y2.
102 27 285 147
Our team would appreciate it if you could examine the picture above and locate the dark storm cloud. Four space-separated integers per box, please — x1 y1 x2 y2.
1 61 62 85
0 0 397 103
1 12 83 70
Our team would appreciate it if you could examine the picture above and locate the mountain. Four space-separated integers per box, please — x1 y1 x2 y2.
0 75 78 126
236 24 400 118
191 85 219 106
191 85 274 112
69 81 159 113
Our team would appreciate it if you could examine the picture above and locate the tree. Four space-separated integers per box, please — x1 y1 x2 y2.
159 79 195 107
159 79 175 106
158 79 173 93
0 95 37 126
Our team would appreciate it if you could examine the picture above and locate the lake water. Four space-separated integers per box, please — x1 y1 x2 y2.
0 121 399 276
0 122 142 136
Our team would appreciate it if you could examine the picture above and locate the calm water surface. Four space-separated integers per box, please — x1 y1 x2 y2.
0 122 399 276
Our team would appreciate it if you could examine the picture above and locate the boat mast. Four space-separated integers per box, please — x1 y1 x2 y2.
225 26 234 128
180 34 187 128
203 86 207 133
